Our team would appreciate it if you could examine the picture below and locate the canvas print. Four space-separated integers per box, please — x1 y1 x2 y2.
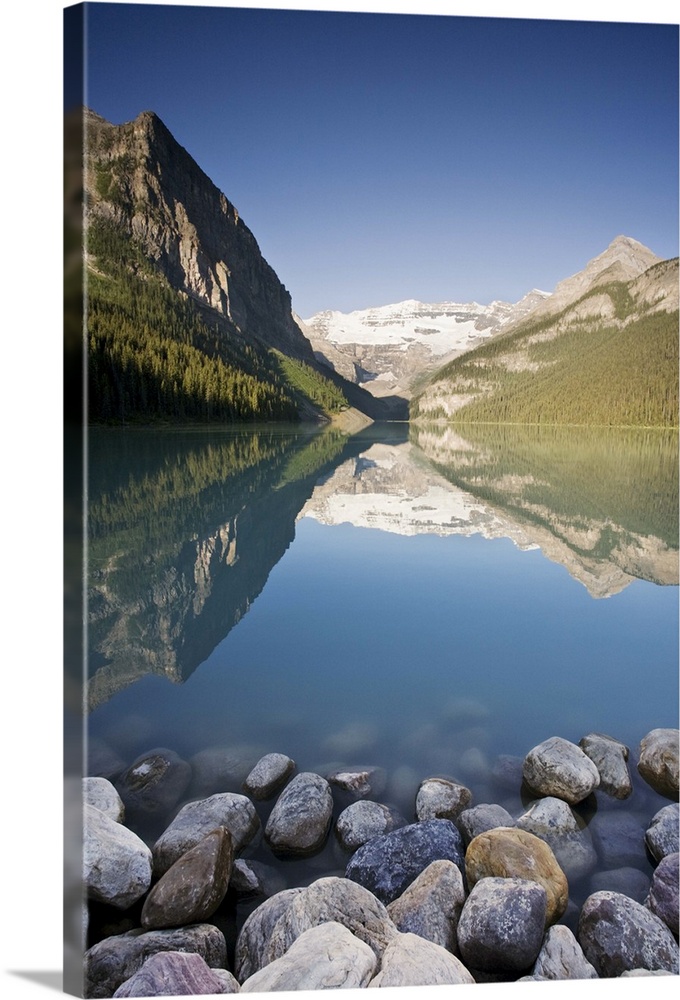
64 1 679 997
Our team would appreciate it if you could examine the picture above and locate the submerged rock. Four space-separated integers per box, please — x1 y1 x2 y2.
336 800 405 852
457 803 515 846
638 728 679 799
188 744 261 797
523 736 600 805
589 866 651 904
386 859 466 953
141 827 233 930
115 747 191 819
578 890 680 976
264 772 333 856
243 752 295 800
240 921 377 992
229 858 287 898
589 809 648 870
645 803 680 861
369 931 475 987
112 951 233 996
152 792 259 875
516 796 597 881
457 877 548 973
415 777 472 821
345 819 465 905
579 732 632 799
327 765 386 799
465 826 568 925
83 803 152 910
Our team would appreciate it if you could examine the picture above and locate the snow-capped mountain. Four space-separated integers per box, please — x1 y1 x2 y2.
302 289 550 398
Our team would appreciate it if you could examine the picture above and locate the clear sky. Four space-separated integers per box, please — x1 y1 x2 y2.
77 1 678 317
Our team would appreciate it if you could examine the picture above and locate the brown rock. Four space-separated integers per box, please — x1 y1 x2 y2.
141 827 233 930
638 728 679 799
465 826 568 925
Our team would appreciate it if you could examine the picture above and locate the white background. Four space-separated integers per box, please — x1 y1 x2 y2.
0 1 677 998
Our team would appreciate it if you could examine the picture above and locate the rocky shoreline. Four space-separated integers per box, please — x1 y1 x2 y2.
82 728 679 996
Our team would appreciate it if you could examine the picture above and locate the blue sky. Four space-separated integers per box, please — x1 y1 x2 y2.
78 2 678 316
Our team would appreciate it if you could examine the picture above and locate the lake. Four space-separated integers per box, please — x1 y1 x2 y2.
85 421 678 949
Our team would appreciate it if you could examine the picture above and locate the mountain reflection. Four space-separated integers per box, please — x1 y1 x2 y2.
87 422 678 710
86 425 375 710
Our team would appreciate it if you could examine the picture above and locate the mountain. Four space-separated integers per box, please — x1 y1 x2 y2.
303 289 551 400
411 238 679 427
82 108 387 426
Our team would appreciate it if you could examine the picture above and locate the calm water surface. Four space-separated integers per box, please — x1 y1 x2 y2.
85 421 679 943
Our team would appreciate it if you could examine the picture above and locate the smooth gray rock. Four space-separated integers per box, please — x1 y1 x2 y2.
589 866 651 904
647 851 679 936
457 876 548 972
638 728 679 799
83 803 152 909
141 827 233 930
532 924 598 980
152 792 260 875
645 803 680 861
240 920 376 992
264 876 399 966
229 858 287 898
523 736 600 805
327 765 386 799
335 800 405 852
386 859 466 953
579 732 632 799
457 803 515 846
345 818 465 905
264 771 333 855
116 747 192 818
210 968 240 992
84 924 227 999
243 752 295 800
516 796 598 881
234 887 304 982
113 951 232 996
368 931 475 987
589 810 648 869
415 777 472 821
578 890 680 976
84 777 125 822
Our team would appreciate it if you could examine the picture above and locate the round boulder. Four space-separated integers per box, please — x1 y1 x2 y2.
531 924 598 980
83 803 152 910
264 772 333 856
386 859 466 953
84 777 125 822
523 736 600 805
578 890 679 976
152 792 260 875
141 827 233 930
647 852 679 936
457 803 515 847
645 803 679 862
457 877 548 973
345 819 465 905
335 799 404 852
368 931 475 987
638 728 679 799
579 732 632 799
465 826 568 925
243 753 295 800
415 777 472 821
